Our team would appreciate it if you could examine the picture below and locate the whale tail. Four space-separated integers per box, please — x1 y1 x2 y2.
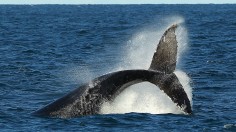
33 24 192 118
148 24 192 114
149 24 178 74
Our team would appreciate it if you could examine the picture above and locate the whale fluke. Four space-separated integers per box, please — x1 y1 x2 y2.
33 24 192 118
149 24 178 74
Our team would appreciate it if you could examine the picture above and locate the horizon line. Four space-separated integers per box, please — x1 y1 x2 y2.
0 3 235 5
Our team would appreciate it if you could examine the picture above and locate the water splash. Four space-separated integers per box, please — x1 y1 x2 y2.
100 82 183 114
101 16 192 114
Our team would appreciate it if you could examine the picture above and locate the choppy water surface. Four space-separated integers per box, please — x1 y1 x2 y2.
0 4 235 131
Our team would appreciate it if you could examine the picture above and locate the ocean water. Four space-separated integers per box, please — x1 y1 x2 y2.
0 4 235 131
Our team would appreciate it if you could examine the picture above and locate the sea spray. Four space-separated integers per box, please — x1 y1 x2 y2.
100 16 192 114
64 65 94 85
100 82 183 114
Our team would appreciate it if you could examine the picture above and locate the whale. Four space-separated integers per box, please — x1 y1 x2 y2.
33 24 192 118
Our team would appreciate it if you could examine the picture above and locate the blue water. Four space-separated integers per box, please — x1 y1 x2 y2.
0 4 236 131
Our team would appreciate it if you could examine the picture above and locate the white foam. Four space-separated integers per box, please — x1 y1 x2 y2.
100 16 192 115
100 82 183 114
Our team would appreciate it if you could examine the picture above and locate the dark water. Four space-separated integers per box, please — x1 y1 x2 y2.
0 4 236 131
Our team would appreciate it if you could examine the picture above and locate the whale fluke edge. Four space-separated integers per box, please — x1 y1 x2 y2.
33 24 192 118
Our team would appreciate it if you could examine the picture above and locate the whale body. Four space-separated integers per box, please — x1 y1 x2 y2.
33 24 192 118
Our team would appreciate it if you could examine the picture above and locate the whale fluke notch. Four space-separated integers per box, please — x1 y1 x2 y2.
33 24 192 118
149 24 178 74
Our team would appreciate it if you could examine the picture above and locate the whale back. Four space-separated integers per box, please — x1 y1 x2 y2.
32 70 162 118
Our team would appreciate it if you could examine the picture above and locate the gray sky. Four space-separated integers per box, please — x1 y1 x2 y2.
0 0 235 4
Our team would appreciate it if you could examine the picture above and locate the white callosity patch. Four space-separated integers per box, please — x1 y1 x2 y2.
101 16 192 115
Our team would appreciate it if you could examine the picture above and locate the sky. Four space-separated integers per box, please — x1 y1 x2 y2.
0 0 235 4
